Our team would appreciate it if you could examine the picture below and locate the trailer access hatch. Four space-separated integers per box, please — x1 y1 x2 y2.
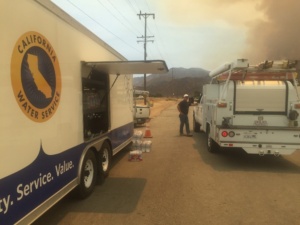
83 60 168 76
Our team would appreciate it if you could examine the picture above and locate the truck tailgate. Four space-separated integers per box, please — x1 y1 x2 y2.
217 126 300 155
134 106 150 118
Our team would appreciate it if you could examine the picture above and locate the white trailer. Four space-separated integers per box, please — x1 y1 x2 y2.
193 59 300 155
0 0 168 224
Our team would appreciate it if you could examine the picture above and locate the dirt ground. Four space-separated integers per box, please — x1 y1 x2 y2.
149 98 178 118
34 101 300 225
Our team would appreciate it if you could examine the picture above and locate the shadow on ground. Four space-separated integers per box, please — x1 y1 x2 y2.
34 177 146 224
33 149 146 225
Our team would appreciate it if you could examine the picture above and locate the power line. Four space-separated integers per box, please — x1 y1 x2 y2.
67 0 142 54
151 17 169 63
104 0 142 36
64 1 168 66
125 0 139 14
143 0 151 12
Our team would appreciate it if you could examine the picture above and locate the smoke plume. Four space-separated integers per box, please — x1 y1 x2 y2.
244 0 300 63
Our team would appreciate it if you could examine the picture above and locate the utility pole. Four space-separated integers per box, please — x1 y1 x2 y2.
137 11 155 91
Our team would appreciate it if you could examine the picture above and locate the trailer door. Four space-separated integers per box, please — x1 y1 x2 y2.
81 60 168 140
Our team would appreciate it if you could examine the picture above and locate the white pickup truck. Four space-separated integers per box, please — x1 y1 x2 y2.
133 90 151 125
193 59 300 156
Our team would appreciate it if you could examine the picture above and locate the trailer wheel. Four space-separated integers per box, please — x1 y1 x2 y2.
76 150 97 198
207 126 219 153
100 141 111 177
193 113 201 132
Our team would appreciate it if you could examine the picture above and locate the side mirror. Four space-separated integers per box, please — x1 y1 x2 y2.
197 94 202 103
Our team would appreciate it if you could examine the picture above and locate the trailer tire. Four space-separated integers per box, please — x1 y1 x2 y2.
193 113 201 132
76 150 97 199
100 141 111 177
207 126 220 153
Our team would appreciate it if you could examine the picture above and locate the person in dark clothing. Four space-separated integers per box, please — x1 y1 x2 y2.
177 94 192 136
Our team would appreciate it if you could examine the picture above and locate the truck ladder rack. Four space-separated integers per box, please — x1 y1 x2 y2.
209 59 299 101
216 68 296 82
209 59 298 82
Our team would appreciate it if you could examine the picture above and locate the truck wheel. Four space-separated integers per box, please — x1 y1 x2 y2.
100 141 111 177
193 114 201 132
76 150 97 198
207 126 219 153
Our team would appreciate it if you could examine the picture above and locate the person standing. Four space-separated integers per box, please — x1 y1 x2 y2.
177 94 192 136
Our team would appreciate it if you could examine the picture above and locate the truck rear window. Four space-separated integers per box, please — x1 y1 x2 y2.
234 81 287 114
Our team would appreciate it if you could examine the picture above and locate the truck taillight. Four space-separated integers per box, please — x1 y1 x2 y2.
294 103 300 109
221 131 235 137
221 131 228 137
217 102 227 108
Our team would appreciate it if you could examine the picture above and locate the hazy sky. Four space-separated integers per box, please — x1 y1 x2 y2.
52 0 300 70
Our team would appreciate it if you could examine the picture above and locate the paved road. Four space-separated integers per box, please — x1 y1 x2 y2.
34 104 300 225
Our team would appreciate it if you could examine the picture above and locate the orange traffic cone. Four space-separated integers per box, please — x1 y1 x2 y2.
144 125 153 138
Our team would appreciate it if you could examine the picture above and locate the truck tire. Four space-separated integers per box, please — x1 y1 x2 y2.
76 150 97 198
206 126 220 153
100 141 111 177
193 114 201 132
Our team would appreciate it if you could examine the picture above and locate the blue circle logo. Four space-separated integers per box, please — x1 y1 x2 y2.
11 31 61 122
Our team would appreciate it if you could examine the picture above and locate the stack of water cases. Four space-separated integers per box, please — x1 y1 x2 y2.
129 130 152 161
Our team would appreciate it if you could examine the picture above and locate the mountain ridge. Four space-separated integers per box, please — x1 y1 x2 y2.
133 67 211 97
